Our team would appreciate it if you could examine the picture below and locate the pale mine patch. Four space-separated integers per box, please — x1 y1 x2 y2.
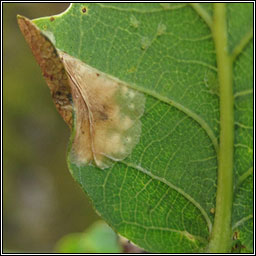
121 116 134 130
59 51 145 169
127 90 135 98
129 103 135 110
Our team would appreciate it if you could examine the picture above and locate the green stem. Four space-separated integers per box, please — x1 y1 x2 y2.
207 3 234 253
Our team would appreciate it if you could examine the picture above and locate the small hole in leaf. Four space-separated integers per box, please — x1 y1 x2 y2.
81 7 87 13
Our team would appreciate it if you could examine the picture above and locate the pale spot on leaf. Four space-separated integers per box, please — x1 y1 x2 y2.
157 23 167 36
129 103 135 110
127 90 136 98
141 36 151 50
126 136 132 143
130 15 139 28
204 70 219 96
121 116 134 130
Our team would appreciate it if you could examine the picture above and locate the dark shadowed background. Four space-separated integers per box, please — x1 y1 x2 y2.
3 3 99 252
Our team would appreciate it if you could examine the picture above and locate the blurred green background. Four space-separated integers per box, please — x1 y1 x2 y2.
3 3 100 252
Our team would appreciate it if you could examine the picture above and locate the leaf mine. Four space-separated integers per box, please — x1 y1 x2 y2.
60 51 145 169
18 16 145 169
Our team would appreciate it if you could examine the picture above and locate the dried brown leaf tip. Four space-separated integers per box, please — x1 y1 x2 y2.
17 15 73 127
18 16 145 169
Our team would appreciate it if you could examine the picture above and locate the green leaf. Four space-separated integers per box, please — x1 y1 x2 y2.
55 221 122 253
18 3 253 253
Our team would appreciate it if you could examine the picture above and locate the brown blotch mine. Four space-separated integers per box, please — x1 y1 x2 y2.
97 111 108 121
60 51 145 169
17 15 145 169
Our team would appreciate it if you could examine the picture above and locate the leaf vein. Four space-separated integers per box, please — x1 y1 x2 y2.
96 3 187 13
121 160 212 233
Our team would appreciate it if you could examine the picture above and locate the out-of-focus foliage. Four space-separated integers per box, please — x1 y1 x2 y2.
3 3 99 252
55 221 122 253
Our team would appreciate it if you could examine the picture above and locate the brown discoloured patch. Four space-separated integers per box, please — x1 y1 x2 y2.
96 111 108 121
60 51 145 169
18 16 145 169
17 16 72 127
50 17 55 22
